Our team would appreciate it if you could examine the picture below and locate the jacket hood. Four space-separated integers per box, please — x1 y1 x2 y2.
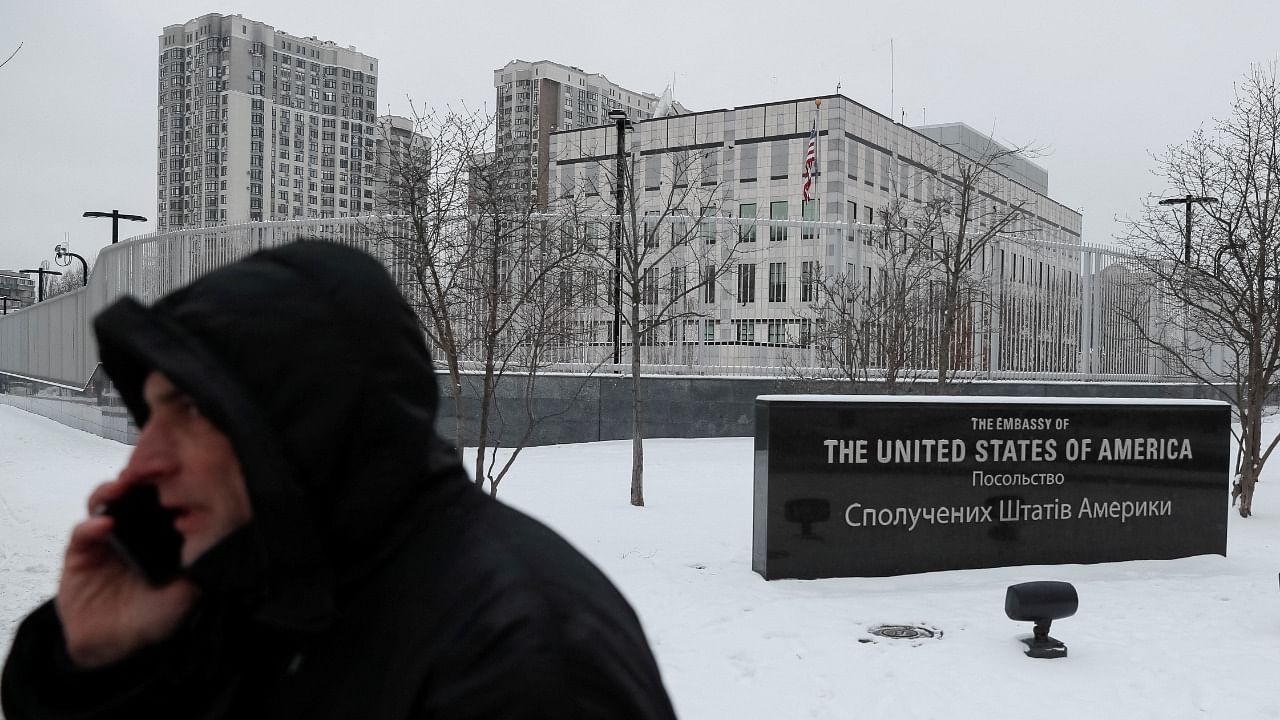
93 241 465 633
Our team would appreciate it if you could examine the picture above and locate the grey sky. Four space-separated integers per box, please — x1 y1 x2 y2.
2 0 1277 272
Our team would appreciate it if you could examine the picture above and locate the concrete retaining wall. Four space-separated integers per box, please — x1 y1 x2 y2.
434 373 1221 447
2 370 1221 448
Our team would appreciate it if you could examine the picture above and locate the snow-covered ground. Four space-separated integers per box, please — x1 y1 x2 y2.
2 404 1278 718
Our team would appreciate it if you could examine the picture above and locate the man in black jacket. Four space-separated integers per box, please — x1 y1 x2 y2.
2 242 677 719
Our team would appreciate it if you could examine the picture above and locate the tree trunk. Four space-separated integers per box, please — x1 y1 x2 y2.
446 357 464 450
474 220 502 493
1237 378 1265 517
475 362 495 493
1238 464 1257 518
630 299 645 507
937 281 958 386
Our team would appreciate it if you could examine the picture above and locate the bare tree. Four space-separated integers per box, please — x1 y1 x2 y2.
368 106 482 449
1121 64 1280 517
369 106 591 496
901 138 1041 384
44 265 85 299
801 202 935 392
561 143 744 506
465 163 597 496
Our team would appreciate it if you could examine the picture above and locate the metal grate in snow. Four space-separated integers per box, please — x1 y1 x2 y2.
867 624 943 641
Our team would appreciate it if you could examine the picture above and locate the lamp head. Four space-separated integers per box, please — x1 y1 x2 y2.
1005 581 1077 659
1005 580 1078 622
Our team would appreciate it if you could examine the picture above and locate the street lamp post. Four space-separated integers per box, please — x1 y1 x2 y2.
54 244 89 287
83 209 147 245
19 268 63 303
1159 195 1218 364
1158 195 1218 267
607 109 633 366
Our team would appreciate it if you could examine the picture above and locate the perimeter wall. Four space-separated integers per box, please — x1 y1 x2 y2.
1 370 1219 448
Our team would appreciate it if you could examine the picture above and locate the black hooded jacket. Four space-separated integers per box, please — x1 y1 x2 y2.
2 242 677 719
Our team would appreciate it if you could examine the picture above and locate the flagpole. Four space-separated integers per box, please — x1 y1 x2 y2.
802 100 820 208
809 97 823 371
808 98 819 210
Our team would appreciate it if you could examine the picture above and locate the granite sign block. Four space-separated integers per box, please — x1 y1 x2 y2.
752 396 1230 580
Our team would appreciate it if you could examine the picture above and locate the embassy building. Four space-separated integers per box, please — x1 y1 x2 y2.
548 95 1097 374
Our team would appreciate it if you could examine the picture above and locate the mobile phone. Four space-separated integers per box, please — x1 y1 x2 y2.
102 485 183 586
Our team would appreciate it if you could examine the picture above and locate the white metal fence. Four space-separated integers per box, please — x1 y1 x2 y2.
0 216 1181 389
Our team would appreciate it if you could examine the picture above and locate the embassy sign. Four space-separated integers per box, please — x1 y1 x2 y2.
752 396 1230 580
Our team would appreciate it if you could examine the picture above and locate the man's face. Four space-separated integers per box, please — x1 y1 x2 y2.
119 372 252 566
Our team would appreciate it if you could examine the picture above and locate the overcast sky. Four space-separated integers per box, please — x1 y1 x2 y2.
3 0 1278 271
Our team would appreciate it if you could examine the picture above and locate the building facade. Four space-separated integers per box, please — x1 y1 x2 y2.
157 14 379 231
373 114 431 214
493 59 684 208
548 95 1092 374
914 122 1049 195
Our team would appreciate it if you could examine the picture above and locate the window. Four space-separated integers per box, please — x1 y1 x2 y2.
699 206 717 244
642 266 658 304
644 211 660 248
670 266 685 298
644 155 660 190
701 150 720 185
864 205 873 225
704 319 716 342
768 262 787 303
802 200 818 239
738 203 756 242
735 320 755 342
770 140 789 179
770 201 788 242
801 261 819 303
739 144 757 182
671 209 689 244
736 263 756 304
767 321 785 344
672 149 689 188
702 264 716 304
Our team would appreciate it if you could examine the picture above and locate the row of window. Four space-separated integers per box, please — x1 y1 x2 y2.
271 53 374 84
629 261 823 307
628 202 823 249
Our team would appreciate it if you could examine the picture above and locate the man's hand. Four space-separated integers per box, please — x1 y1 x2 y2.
54 481 199 669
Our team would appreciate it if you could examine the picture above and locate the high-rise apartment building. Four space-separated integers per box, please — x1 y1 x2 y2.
157 14 379 231
493 59 685 207
373 115 431 215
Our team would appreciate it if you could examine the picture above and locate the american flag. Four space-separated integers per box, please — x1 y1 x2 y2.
802 123 817 202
